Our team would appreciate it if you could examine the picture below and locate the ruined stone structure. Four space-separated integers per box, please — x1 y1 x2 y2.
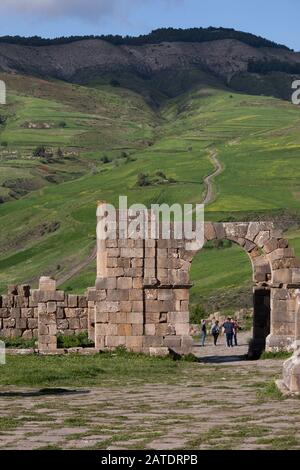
0 277 95 344
2 203 300 363
94 203 300 356
281 293 300 393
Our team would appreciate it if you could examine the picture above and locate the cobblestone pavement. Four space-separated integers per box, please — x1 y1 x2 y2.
0 335 299 450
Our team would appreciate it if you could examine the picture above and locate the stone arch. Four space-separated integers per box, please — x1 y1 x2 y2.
176 222 300 355
179 222 300 286
94 204 300 355
197 222 272 285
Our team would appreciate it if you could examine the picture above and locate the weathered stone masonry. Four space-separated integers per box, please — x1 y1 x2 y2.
0 277 95 346
94 204 300 356
2 203 300 361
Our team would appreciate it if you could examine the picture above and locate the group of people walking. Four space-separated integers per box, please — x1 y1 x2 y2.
200 317 240 347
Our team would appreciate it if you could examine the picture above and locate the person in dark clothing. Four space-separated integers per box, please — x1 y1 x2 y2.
211 320 220 346
222 317 234 347
200 320 207 346
232 319 240 346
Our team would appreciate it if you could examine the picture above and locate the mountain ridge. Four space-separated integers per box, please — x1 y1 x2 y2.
0 27 291 50
0 35 300 102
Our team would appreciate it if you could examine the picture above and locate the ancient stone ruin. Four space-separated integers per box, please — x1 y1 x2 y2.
0 276 95 349
280 294 300 394
1 201 300 391
94 204 300 358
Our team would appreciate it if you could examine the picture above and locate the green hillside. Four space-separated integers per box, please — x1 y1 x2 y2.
1 72 300 313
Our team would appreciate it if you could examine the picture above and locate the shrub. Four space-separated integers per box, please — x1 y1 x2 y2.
0 336 36 349
33 145 47 157
180 353 198 362
1 141 8 147
110 79 121 87
137 173 150 187
260 351 292 360
155 170 167 179
190 304 207 324
58 121 67 128
100 155 111 164
57 331 94 349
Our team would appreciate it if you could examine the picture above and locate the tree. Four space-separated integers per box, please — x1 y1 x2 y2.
33 145 47 157
56 147 64 158
0 28 290 51
58 121 67 128
248 59 300 75
137 173 150 187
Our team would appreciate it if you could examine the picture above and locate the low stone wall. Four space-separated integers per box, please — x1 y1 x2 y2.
0 277 95 341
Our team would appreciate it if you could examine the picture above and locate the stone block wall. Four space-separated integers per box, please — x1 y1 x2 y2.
95 229 193 354
0 278 95 341
2 210 300 357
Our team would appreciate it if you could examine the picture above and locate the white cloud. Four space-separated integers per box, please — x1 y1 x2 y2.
0 0 180 22
0 0 116 20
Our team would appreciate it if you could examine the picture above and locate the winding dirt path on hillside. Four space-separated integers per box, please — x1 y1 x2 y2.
56 149 223 285
202 149 223 205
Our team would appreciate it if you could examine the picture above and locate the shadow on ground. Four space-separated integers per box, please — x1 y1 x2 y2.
197 354 248 364
0 388 90 398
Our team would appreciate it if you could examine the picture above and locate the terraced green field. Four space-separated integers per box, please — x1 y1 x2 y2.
1 73 300 311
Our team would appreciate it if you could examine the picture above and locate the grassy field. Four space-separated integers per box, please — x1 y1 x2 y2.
1 74 300 307
0 349 196 388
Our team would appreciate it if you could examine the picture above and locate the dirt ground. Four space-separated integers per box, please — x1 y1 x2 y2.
0 332 299 450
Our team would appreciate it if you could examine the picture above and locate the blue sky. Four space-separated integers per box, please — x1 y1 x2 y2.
0 0 298 50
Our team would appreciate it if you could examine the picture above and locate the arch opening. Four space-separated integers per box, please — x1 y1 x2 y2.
189 237 271 359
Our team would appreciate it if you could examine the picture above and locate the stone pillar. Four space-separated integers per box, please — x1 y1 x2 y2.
36 276 60 352
94 206 146 352
265 287 295 352
38 309 57 352
93 207 194 355
282 291 300 393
